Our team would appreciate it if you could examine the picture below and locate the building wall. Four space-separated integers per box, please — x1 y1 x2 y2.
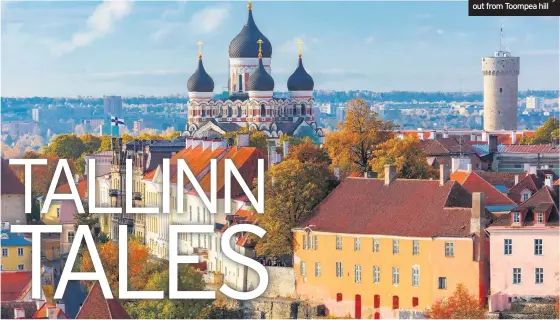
42 237 61 261
1 245 32 271
488 229 560 312
61 224 75 255
293 231 484 319
41 201 61 225
1 194 26 225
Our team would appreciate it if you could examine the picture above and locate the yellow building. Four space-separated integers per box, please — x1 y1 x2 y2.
41 201 61 225
1 228 32 272
293 165 490 319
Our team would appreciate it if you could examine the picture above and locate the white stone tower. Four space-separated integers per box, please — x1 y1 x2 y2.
482 28 520 131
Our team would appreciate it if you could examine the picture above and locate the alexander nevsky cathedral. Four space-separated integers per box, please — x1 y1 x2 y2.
183 1 324 141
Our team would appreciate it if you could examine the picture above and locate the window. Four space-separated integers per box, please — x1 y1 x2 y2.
2 248 7 257
445 242 454 257
392 267 399 285
374 295 380 308
392 296 399 309
522 192 530 202
354 238 361 251
0 265 3 271
413 240 419 255
68 232 75 243
56 207 60 218
300 262 306 276
303 235 307 250
189 206 192 220
499 88 503 92
314 235 318 250
307 234 313 249
336 236 342 250
18 264 24 271
535 268 544 284
315 262 321 277
336 262 343 278
373 238 379 252
373 266 380 284
412 266 420 287
534 239 543 255
513 212 521 223
17 248 24 256
536 213 544 224
513 268 521 284
197 207 200 222
504 239 512 255
412 297 419 307
336 293 343 302
355 265 362 283
392 239 399 254
438 277 447 289
260 105 266 117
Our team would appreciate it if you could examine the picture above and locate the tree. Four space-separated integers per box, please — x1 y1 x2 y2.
520 117 559 144
287 140 331 165
324 99 396 176
80 134 101 154
43 134 85 160
255 158 337 256
127 265 211 319
13 154 76 196
426 284 486 319
98 136 112 152
370 135 437 179
121 133 134 144
223 127 268 155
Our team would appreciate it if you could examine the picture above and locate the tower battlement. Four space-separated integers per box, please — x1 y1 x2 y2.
482 56 520 75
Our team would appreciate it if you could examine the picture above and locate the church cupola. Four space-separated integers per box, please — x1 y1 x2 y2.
187 41 214 98
288 40 314 99
229 1 272 59
247 39 274 96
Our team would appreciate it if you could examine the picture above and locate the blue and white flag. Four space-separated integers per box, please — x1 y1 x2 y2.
111 116 125 127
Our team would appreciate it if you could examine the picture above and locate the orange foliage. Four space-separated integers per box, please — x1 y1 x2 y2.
426 284 486 319
80 237 150 292
12 154 76 196
288 141 331 165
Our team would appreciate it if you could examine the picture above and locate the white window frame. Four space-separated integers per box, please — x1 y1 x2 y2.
314 235 318 250
355 265 362 283
373 266 380 284
300 262 306 276
373 238 379 252
18 264 24 271
413 240 419 255
537 212 544 224
504 239 512 255
445 242 454 257
522 191 531 202
513 268 521 284
513 212 521 223
336 262 343 278
2 248 8 257
392 239 399 254
392 267 399 285
315 262 321 277
412 265 420 287
303 235 307 250
535 268 544 284
438 277 447 289
336 236 342 250
354 238 361 251
17 248 24 257
534 239 543 255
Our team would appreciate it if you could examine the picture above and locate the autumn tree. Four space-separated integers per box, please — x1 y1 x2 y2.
324 98 396 176
426 284 486 319
370 135 437 179
79 134 102 154
223 127 268 155
126 265 211 319
43 134 85 160
520 117 559 144
255 158 337 256
287 140 331 165
98 136 112 152
13 154 76 196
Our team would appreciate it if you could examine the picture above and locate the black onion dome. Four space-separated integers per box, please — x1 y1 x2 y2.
229 8 272 58
247 58 274 91
187 58 214 93
287 56 314 91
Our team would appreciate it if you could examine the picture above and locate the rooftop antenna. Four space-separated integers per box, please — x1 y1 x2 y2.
495 26 511 57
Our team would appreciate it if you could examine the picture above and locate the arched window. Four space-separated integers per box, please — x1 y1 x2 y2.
237 106 242 117
227 106 233 118
301 104 306 116
261 104 266 117
293 104 297 115
201 107 206 117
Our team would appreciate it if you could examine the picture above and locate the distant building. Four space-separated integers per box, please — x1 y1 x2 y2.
319 103 333 115
336 106 346 123
133 120 144 136
83 119 104 128
313 106 321 123
526 96 543 110
31 109 40 122
7 122 39 137
103 96 123 117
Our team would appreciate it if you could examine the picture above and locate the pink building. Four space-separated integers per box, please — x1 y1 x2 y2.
487 185 560 312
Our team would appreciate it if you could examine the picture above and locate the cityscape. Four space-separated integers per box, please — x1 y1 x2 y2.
1 1 559 320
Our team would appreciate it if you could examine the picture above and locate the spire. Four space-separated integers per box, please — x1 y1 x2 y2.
197 40 203 60
297 39 303 58
499 25 504 51
257 39 263 59
247 0 252 10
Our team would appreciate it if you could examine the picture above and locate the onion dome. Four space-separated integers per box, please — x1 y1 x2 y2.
187 41 214 93
287 51 314 91
246 40 275 92
228 1 272 58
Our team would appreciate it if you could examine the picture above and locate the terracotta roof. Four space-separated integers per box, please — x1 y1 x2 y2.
555 179 560 186
501 144 559 154
298 178 476 237
75 282 130 319
420 137 476 155
142 169 156 181
55 179 87 198
495 131 534 145
474 171 519 190
490 187 559 228
1 158 25 195
169 146 227 185
450 170 516 206
1 301 37 319
32 303 68 319
1 272 32 302
508 174 540 203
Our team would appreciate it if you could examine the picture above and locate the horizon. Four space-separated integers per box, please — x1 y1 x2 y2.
1 1 558 96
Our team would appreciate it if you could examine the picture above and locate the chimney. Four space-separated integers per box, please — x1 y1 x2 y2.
467 163 472 173
471 192 487 262
488 135 498 153
470 132 477 141
191 139 202 149
237 133 249 147
47 306 57 319
429 130 436 140
211 140 227 152
439 164 450 186
283 141 289 157
511 131 517 144
443 129 449 139
514 174 519 185
14 307 25 319
529 165 537 175
524 163 530 172
202 140 212 151
56 301 65 315
74 173 80 183
481 131 488 142
384 165 396 185
545 174 553 188
417 128 424 141
268 142 277 166
334 167 340 180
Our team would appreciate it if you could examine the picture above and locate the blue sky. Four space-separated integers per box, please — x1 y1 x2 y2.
1 1 558 97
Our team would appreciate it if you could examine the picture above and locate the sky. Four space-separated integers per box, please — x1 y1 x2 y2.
1 0 558 97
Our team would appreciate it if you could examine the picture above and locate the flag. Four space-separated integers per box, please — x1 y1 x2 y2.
111 116 124 127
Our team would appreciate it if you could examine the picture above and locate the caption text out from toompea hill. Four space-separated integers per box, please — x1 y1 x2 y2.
468 0 560 16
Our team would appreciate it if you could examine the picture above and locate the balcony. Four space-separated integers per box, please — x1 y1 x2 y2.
132 192 142 201
108 189 120 197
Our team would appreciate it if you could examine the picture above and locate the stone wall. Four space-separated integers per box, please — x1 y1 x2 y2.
264 266 296 298
488 301 558 319
239 297 325 319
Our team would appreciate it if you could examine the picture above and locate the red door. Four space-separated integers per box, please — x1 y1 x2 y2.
355 294 362 319
374 312 380 319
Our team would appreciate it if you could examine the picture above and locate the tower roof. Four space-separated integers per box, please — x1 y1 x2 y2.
246 40 274 91
187 42 215 93
228 1 272 58
287 42 314 91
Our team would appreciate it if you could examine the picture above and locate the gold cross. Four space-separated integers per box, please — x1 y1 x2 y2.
247 0 252 10
257 39 263 58
296 39 303 57
197 41 203 58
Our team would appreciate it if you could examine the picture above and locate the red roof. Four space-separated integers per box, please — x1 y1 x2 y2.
490 187 559 228
508 174 540 203
75 282 130 319
32 303 68 319
450 170 516 206
55 179 87 198
299 178 476 237
1 272 32 302
501 144 558 154
1 158 25 195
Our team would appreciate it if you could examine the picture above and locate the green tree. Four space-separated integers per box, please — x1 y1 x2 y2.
43 134 85 160
80 134 102 154
370 135 437 179
255 158 337 256
127 265 211 319
520 117 559 144
223 127 268 155
98 136 112 152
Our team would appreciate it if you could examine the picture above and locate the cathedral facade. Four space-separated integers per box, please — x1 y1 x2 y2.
184 1 324 141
